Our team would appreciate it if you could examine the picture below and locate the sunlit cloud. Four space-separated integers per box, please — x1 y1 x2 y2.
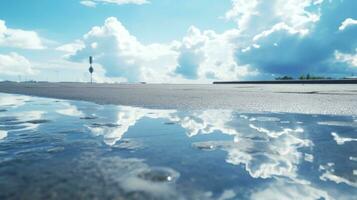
339 18 357 31
0 52 35 76
0 19 45 49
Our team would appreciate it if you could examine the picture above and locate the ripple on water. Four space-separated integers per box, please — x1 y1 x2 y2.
25 119 51 124
91 123 121 128
0 130 7 140
318 121 357 127
0 116 18 123
112 138 142 150
250 116 280 122
192 141 235 151
80 116 98 120
136 167 180 183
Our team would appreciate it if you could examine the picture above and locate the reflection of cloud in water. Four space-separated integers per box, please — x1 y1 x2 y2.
319 163 357 188
250 179 330 200
0 130 7 140
179 110 239 137
193 124 311 180
88 106 176 145
249 116 280 122
87 107 239 146
0 94 31 108
56 102 84 117
318 121 357 127
217 189 236 200
122 166 180 198
78 104 313 183
1 93 357 199
331 132 357 145
229 131 310 180
112 138 142 150
304 153 314 163
0 111 46 132
249 124 303 138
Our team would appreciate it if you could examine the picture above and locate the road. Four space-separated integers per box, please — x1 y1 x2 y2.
0 82 356 115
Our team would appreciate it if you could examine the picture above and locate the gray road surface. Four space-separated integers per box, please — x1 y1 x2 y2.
0 82 356 115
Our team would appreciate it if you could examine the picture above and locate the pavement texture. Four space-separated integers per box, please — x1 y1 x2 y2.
0 82 356 115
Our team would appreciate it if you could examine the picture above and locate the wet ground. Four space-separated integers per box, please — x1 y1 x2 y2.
0 93 356 199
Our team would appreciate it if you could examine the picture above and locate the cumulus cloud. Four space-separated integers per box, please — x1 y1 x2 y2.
80 0 149 7
339 18 357 31
0 19 44 49
174 27 251 81
69 17 177 82
65 0 357 82
232 0 357 78
68 17 251 83
225 0 321 35
0 52 34 76
56 40 85 56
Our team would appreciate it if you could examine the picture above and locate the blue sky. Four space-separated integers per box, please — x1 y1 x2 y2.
0 0 234 43
0 0 356 83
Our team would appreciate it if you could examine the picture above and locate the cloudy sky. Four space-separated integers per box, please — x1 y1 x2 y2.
0 0 356 83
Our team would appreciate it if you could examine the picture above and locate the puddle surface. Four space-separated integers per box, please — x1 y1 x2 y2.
0 93 356 200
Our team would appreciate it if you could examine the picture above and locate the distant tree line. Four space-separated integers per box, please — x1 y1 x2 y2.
275 74 332 80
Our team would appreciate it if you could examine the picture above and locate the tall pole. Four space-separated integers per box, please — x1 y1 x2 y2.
89 56 94 84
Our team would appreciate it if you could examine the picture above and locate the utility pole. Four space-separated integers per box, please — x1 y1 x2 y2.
89 56 94 84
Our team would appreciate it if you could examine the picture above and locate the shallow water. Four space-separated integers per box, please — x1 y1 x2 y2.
0 93 356 200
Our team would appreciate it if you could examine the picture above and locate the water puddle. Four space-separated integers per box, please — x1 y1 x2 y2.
0 93 356 199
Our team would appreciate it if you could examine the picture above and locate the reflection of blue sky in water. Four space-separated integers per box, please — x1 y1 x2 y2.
0 93 356 199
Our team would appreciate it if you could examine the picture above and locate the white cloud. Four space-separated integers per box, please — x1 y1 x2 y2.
225 0 321 35
32 58 120 83
174 26 251 81
69 17 178 82
0 19 44 49
252 22 308 42
334 49 357 67
0 52 35 76
68 17 252 83
56 40 85 55
80 1 97 7
49 1 357 83
80 0 149 7
339 18 357 31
